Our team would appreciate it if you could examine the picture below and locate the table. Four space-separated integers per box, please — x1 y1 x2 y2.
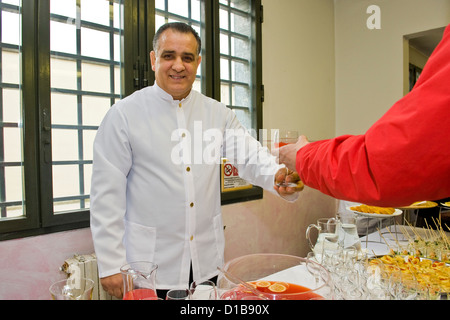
360 224 450 257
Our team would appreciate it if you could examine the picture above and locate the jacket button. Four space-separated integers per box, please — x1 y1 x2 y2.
190 202 194 208
186 167 191 172
190 235 194 241
179 103 182 108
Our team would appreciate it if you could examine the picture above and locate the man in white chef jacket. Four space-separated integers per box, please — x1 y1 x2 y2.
90 22 301 299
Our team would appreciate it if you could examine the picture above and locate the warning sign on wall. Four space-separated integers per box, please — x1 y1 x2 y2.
221 158 252 192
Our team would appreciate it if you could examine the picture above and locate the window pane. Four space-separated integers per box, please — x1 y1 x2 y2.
50 0 76 19
81 27 110 60
5 167 22 204
82 96 111 126
168 0 188 17
2 89 20 123
155 0 165 10
80 0 110 26
3 127 22 162
51 93 78 125
0 0 24 219
50 21 77 55
50 0 123 214
1 10 20 46
2 51 21 84
52 129 79 162
81 62 111 93
50 58 78 90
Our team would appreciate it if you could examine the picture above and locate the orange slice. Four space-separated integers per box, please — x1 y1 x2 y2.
255 280 271 288
268 283 287 293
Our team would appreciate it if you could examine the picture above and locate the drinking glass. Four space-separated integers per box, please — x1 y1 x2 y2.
396 279 420 300
49 277 94 300
273 129 299 148
337 212 361 251
306 252 322 285
273 129 299 187
166 288 192 300
363 259 389 299
190 280 217 300
382 265 402 299
426 284 447 300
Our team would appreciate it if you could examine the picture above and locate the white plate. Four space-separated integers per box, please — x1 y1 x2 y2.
347 207 403 218
440 202 450 208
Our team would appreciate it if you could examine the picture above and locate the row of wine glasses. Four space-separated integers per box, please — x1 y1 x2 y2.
306 247 448 300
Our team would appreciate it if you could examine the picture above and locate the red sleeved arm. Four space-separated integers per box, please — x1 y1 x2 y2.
296 24 450 207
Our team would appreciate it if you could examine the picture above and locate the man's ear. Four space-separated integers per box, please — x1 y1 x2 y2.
150 51 156 71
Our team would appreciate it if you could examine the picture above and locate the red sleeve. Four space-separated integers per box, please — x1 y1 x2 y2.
296 24 450 207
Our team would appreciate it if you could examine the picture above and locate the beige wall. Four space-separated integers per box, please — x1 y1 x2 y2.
335 0 450 135
262 0 336 141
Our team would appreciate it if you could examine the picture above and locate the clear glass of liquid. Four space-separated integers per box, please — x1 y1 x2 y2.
338 213 361 251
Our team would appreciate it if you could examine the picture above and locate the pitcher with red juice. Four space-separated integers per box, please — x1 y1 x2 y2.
121 261 158 300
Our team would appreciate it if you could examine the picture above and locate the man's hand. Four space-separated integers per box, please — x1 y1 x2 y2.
277 135 310 172
101 273 123 299
274 167 304 197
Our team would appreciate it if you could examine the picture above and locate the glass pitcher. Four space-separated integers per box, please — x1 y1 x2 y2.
306 218 340 259
120 261 158 300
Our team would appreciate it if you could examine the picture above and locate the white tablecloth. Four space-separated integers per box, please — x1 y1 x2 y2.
360 224 449 256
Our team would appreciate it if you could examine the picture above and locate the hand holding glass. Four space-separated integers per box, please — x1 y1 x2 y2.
273 130 299 187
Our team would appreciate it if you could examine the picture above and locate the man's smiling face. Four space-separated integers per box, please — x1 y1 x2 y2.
150 29 202 101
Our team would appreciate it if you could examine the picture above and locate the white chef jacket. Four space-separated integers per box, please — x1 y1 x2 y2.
90 83 287 289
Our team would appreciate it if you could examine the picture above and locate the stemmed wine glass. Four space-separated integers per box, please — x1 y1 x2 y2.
306 252 322 286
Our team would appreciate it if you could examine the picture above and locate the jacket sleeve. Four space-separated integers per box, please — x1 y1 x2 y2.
296 24 450 207
90 106 131 277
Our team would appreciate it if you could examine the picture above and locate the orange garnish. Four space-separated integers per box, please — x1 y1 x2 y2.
255 280 271 288
268 283 287 293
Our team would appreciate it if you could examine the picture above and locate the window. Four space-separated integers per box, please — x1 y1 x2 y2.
0 0 23 220
0 0 263 240
219 0 256 130
49 0 122 215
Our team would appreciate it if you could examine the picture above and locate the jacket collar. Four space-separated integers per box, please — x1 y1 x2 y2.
153 81 194 104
